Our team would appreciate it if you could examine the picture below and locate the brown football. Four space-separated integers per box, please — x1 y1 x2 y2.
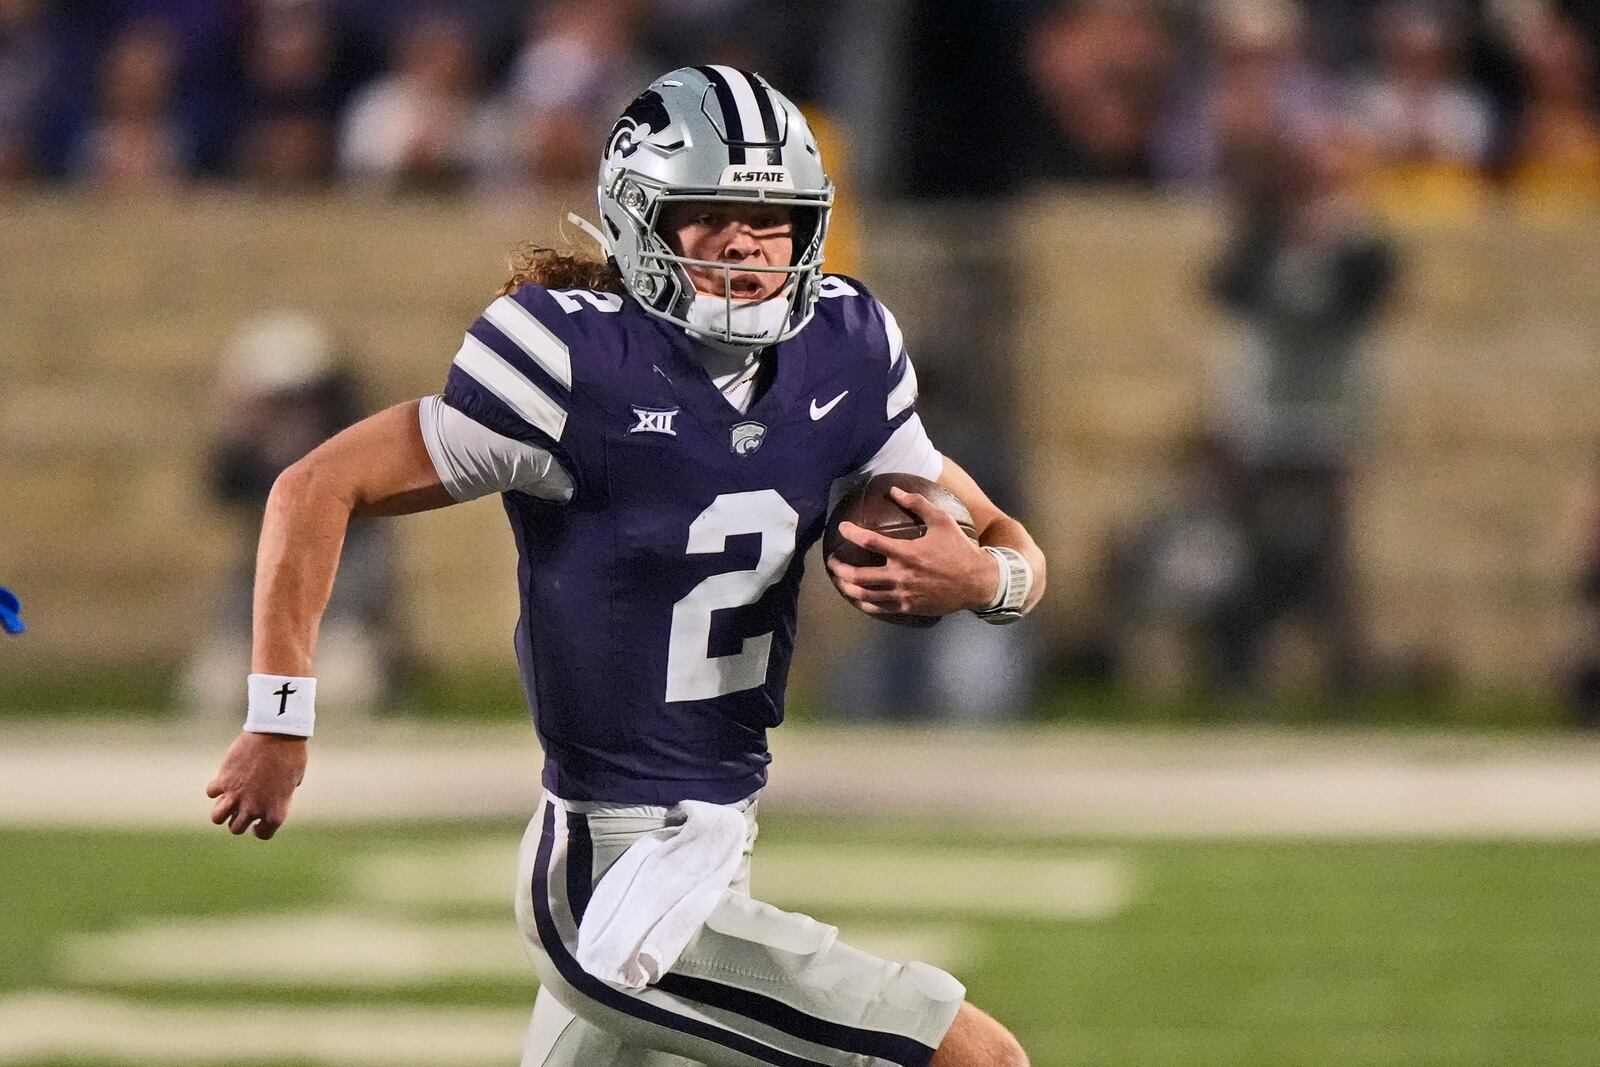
822 472 979 628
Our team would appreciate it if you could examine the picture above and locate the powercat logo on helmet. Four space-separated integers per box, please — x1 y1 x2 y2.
607 89 675 160
718 165 794 189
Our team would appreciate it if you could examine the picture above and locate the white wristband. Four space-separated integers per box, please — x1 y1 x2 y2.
975 546 1033 624
245 674 316 737
982 548 1009 610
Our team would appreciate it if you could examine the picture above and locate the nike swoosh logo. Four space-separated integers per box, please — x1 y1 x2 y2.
809 390 849 421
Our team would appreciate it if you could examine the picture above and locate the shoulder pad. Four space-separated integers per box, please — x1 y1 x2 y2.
812 274 902 366
448 286 587 447
531 285 627 319
815 273 872 305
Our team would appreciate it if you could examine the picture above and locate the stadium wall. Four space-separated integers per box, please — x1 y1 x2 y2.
0 196 1594 692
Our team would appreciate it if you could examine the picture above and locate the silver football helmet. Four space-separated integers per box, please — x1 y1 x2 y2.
596 66 834 348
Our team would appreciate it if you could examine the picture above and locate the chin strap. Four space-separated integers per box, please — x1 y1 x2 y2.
684 292 791 353
564 212 608 251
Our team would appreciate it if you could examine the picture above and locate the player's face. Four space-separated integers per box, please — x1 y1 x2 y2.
659 202 795 303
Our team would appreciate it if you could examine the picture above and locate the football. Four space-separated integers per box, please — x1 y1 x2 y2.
823 473 979 627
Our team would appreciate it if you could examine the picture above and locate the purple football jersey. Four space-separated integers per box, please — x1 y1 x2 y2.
443 276 918 804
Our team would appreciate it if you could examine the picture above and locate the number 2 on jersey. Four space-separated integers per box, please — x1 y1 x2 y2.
665 490 798 702
549 289 623 314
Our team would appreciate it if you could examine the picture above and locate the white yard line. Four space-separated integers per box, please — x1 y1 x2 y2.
61 911 985 988
351 843 519 906
752 845 1131 921
3 723 1600 835
0 993 527 1064
58 913 530 986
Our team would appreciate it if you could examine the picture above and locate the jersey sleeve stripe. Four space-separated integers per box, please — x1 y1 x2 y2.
484 295 574 389
879 302 905 363
889 348 910 384
469 320 570 402
886 355 919 420
452 334 567 441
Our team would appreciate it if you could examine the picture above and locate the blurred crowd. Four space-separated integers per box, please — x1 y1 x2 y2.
0 0 827 193
1 0 1597 212
1020 0 1600 217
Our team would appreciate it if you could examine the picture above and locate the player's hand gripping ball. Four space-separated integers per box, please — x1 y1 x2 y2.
823 473 979 627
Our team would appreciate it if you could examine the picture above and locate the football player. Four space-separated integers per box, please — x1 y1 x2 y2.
207 66 1045 1067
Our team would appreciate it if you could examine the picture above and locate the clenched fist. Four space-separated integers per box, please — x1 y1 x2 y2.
205 732 307 839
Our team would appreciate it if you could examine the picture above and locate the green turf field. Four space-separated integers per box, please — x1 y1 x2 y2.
2 819 1597 1066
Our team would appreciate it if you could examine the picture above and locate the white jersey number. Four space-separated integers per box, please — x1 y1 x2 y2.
549 289 623 314
817 276 858 300
665 490 799 703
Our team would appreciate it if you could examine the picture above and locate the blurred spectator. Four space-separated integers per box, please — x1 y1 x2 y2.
38 0 243 176
181 312 407 720
1105 434 1252 694
482 0 648 189
1564 453 1600 728
1155 0 1340 189
890 0 1031 198
1021 0 1175 185
338 12 487 192
644 0 767 76
232 0 340 189
1352 1 1493 217
828 610 1038 726
73 19 191 190
825 210 1036 724
1208 122 1397 703
1504 12 1600 214
0 0 50 185
331 0 526 46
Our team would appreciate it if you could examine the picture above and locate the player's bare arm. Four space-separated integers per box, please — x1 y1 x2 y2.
827 457 1047 619
206 400 455 839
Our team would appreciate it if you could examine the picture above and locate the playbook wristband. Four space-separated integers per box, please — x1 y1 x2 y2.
245 674 316 737
975 546 1033 624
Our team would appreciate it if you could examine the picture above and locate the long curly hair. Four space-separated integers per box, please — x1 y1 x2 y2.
496 243 626 298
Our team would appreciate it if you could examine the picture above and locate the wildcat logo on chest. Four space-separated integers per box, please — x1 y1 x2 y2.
730 421 766 455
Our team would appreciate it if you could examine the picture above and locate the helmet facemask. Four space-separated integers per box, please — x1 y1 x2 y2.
608 178 831 350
